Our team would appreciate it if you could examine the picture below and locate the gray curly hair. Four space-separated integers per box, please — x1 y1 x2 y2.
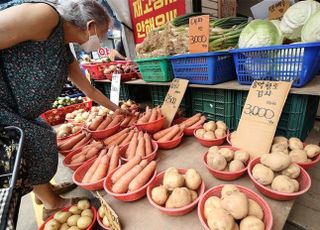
46 0 111 29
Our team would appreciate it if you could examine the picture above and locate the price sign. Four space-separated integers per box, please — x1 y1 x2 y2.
188 15 209 53
110 74 121 106
96 192 121 230
98 47 109 58
233 81 292 158
268 0 290 20
161 78 189 127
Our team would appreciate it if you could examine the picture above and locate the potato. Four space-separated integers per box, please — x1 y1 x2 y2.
260 152 291 171
67 215 80 227
229 160 245 172
77 200 90 210
207 208 235 230
221 184 239 198
203 131 216 140
69 206 81 215
289 137 303 150
165 187 192 208
219 148 234 162
163 168 185 191
273 136 288 144
221 191 248 219
59 223 69 230
248 199 264 220
233 223 240 230
71 126 81 134
207 152 227 171
234 150 250 164
102 216 110 227
81 209 93 219
195 129 206 138
240 216 265 230
289 149 308 163
271 142 289 154
216 121 227 131
208 146 219 154
68 227 80 230
204 196 222 218
184 169 202 190
151 185 168 205
281 163 300 179
77 216 92 229
189 190 198 201
304 144 320 158
204 121 217 132
98 206 106 218
44 219 61 230
54 211 72 224
271 175 296 193
252 164 274 185
291 179 299 192
215 128 226 139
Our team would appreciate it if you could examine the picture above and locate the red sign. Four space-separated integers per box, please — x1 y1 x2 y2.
128 0 186 44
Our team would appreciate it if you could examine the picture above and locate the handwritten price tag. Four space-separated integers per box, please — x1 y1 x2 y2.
233 80 292 158
110 74 121 106
161 78 189 127
189 15 209 53
268 0 289 20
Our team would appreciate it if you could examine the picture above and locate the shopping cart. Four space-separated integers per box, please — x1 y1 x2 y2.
0 126 24 230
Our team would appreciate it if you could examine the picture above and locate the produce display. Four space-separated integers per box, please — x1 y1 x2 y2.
137 107 163 124
81 145 120 184
150 167 202 208
98 205 111 229
152 124 184 143
56 124 82 139
203 185 266 230
43 200 94 230
103 63 137 75
58 132 92 153
87 114 123 131
52 96 84 109
68 142 105 166
110 156 157 193
120 99 139 112
195 121 228 140
66 106 111 124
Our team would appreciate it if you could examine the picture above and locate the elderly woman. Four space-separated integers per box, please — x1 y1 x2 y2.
0 0 119 219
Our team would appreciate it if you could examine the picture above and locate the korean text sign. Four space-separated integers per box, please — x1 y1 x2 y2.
129 0 186 44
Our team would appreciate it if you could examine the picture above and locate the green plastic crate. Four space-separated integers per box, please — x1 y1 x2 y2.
191 88 236 130
92 81 131 101
135 56 173 82
150 85 192 116
235 91 319 140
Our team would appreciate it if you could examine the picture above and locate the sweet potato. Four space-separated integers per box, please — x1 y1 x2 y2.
108 145 120 175
107 115 123 128
112 164 144 193
103 128 129 145
72 133 92 150
189 116 206 129
148 108 157 122
89 116 104 131
111 155 142 183
96 117 112 130
82 149 106 183
90 154 110 182
144 133 153 155
153 127 173 141
136 137 145 157
128 161 156 191
58 133 86 151
126 133 138 159
158 125 180 142
181 113 201 127
119 130 135 147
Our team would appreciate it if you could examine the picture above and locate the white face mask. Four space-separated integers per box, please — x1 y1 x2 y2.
80 26 101 53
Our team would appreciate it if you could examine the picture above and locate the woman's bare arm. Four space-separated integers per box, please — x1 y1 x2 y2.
68 60 120 111
0 3 59 50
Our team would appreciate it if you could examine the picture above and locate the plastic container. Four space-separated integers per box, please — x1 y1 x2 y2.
248 157 311 201
191 88 235 130
82 63 106 80
97 213 111 230
298 154 320 170
198 184 273 230
135 56 173 82
146 168 205 216
135 117 165 134
230 42 320 87
85 123 121 140
156 132 184 150
120 141 158 162
173 117 204 136
59 139 91 157
169 51 236 84
234 91 319 140
63 147 97 171
104 166 157 202
203 146 249 181
194 128 227 147
105 72 137 82
39 206 97 230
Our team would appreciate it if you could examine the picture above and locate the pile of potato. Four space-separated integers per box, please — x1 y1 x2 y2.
206 146 250 172
272 136 320 163
66 106 111 124
204 185 265 230
195 121 228 140
252 152 301 193
44 200 94 230
98 205 111 228
57 124 81 139
151 167 202 208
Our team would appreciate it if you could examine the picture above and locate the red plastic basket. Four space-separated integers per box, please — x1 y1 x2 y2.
105 72 137 82
85 123 121 140
82 63 106 80
194 128 228 147
248 157 311 201
63 147 98 171
155 132 184 150
146 168 205 216
135 117 165 134
173 117 203 136
198 185 273 230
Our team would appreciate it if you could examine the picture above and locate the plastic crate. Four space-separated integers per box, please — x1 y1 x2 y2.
234 91 319 140
82 63 106 80
169 52 236 84
135 56 173 82
150 85 192 116
191 88 235 129
230 42 320 87
102 82 130 101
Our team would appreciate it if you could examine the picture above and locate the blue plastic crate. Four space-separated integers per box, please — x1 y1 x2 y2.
230 42 320 88
169 52 236 85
